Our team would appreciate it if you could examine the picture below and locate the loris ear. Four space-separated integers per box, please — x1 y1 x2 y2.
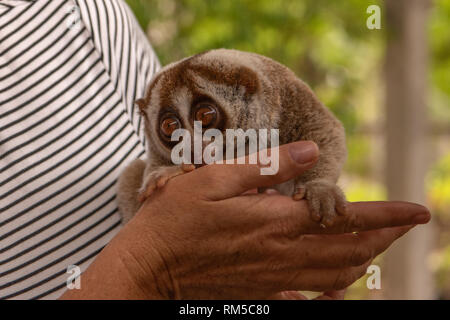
135 98 147 117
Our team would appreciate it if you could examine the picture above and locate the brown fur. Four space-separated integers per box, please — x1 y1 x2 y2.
117 49 347 226
116 158 146 224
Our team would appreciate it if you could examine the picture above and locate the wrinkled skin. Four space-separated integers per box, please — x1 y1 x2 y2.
62 141 430 300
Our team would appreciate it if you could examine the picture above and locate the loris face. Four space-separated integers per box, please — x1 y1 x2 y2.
136 50 282 166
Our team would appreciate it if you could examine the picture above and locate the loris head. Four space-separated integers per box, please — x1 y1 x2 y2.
136 49 283 165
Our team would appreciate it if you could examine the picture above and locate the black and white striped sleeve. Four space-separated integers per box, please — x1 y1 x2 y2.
75 0 160 143
0 0 160 300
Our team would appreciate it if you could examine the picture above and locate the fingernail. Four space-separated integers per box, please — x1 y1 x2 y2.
288 142 319 164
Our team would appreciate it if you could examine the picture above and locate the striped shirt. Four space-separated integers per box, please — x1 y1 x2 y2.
0 0 160 299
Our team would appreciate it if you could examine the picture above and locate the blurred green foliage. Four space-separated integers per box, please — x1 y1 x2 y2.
127 0 385 135
430 0 450 124
126 0 450 299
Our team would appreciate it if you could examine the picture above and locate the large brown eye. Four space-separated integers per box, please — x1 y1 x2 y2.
160 116 181 138
194 103 217 128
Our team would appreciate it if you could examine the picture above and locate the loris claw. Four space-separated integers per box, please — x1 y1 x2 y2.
138 164 195 203
293 179 347 227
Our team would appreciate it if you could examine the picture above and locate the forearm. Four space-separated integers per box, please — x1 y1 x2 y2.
59 219 164 300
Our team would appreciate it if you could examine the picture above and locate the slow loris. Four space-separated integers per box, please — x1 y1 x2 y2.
116 49 347 226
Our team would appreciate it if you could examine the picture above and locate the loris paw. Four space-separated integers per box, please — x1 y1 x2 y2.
293 179 347 227
138 164 195 202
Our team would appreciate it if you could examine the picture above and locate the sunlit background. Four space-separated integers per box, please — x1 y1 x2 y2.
125 0 450 299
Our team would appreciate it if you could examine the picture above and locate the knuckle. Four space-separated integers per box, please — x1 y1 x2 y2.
343 211 364 233
202 163 224 181
276 202 304 237
335 263 371 290
349 245 371 266
198 165 231 192
333 270 352 290
333 267 362 290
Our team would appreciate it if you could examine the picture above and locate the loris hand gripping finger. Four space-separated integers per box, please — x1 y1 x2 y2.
116 49 347 227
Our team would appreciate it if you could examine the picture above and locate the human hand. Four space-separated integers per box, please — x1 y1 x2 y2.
114 141 429 299
62 141 430 300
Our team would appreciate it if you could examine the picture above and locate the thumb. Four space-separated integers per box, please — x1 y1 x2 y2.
190 141 319 200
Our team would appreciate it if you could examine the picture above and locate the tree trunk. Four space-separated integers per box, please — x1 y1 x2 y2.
384 0 435 299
